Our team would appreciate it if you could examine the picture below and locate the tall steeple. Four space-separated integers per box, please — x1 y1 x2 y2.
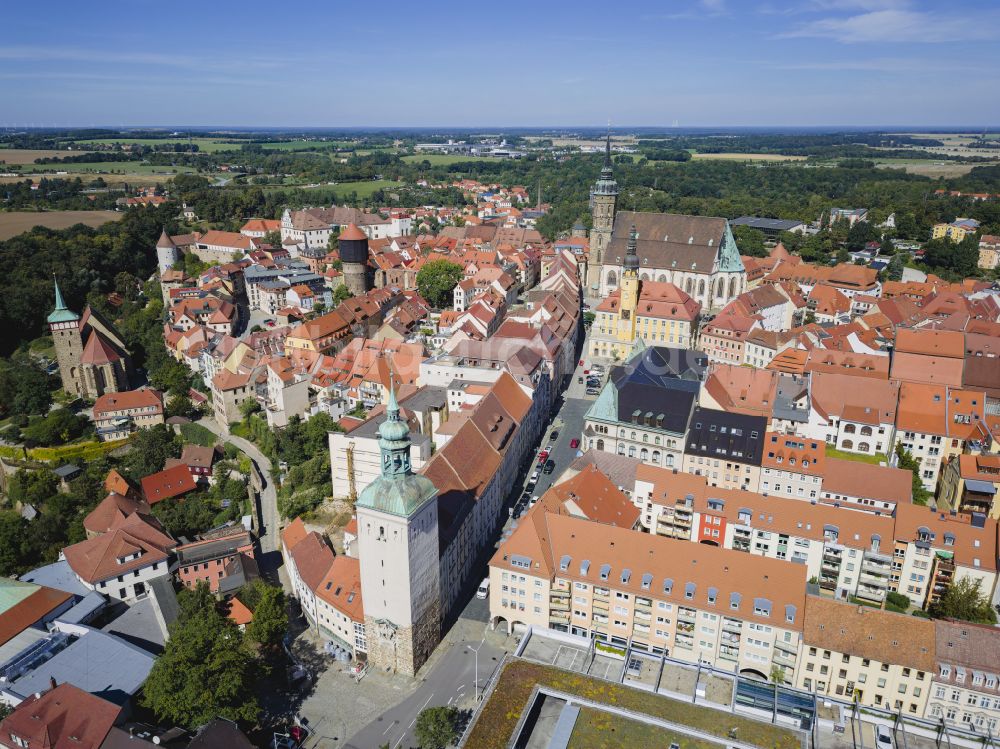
47 275 80 325
588 125 619 291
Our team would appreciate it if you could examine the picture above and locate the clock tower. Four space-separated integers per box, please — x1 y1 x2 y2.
356 384 441 676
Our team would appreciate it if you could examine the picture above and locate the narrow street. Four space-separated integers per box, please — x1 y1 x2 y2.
194 417 284 576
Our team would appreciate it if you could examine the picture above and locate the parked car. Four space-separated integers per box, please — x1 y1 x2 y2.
537 450 549 464
875 726 893 749
579 359 585 367
570 438 580 449
586 388 600 395
543 459 555 475
476 578 490 599
550 430 559 440
529 470 540 483
530 494 540 506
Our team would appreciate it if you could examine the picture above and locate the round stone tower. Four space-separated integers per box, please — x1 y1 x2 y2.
339 223 371 297
155 229 180 275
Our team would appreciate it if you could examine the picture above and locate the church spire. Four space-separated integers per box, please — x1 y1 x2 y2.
623 225 640 275
47 275 80 325
603 127 612 170
53 275 67 311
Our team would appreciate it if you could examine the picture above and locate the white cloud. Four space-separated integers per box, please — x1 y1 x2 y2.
782 8 998 43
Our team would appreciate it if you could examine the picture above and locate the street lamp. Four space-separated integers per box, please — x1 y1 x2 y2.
467 638 486 701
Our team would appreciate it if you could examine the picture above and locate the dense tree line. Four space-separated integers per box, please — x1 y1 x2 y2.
0 202 173 355
0 177 120 210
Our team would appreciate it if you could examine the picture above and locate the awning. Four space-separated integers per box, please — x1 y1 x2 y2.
965 479 997 495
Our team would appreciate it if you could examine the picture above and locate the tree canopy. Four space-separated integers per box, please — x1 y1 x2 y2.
416 259 464 309
415 706 460 749
142 584 260 729
928 577 998 625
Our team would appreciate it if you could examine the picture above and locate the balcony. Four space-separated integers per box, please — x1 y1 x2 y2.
549 611 570 624
855 586 886 604
862 559 891 576
774 649 797 667
549 599 570 612
720 646 740 661
723 618 742 633
859 571 887 588
592 601 609 614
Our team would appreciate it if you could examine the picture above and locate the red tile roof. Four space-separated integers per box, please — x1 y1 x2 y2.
0 683 121 749
63 512 175 584
0 584 72 647
141 463 198 504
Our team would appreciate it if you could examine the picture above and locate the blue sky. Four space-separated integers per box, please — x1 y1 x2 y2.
3 0 998 128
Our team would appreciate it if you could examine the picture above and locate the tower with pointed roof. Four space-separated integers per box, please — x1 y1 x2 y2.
587 130 618 291
619 225 641 338
48 277 133 398
155 229 180 275
356 382 441 676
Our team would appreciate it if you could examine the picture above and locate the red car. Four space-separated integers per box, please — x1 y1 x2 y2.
537 450 549 463
570 438 580 449
579 359 585 366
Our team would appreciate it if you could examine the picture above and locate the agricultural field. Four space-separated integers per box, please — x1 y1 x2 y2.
0 209 123 240
402 153 496 165
0 149 99 165
71 137 241 153
875 158 998 178
691 152 807 162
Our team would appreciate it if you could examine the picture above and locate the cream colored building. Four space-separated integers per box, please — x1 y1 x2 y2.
490 508 806 682
797 596 934 716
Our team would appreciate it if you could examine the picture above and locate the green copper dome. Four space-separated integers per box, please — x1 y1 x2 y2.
357 382 439 517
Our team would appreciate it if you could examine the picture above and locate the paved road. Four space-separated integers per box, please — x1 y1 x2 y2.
342 595 507 749
195 417 283 569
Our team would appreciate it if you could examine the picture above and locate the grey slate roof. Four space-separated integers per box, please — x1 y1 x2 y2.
685 406 767 465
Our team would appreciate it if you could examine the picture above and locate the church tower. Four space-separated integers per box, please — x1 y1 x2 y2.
617 226 640 343
48 277 83 397
587 131 618 291
356 384 441 676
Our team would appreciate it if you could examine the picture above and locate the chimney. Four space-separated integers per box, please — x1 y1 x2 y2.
49 676 57 690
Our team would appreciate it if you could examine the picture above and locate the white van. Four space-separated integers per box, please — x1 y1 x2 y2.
476 578 490 599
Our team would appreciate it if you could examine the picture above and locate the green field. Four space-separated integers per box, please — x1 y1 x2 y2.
22 161 200 175
284 179 398 197
402 153 495 165
71 137 242 153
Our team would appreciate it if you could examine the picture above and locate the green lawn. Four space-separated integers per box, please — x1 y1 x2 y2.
569 707 723 749
825 445 888 465
466 660 800 749
319 179 398 198
402 153 495 165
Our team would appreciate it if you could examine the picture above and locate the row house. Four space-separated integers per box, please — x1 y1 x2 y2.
929 620 1000 733
896 382 987 492
760 432 825 502
801 372 899 457
681 406 767 492
423 372 544 617
698 313 759 365
175 530 257 595
489 508 807 681
939 453 1000 518
280 518 367 656
890 503 998 609
797 596 934 716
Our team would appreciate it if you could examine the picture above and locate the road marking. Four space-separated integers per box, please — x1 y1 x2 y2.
448 696 454 705
382 721 395 735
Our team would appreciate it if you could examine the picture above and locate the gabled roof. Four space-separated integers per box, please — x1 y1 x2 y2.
83 492 151 535
0 581 72 647
140 464 198 504
63 513 175 584
0 683 121 749
80 330 123 366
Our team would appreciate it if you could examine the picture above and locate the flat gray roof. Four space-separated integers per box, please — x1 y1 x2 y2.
20 560 92 597
9 627 155 704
